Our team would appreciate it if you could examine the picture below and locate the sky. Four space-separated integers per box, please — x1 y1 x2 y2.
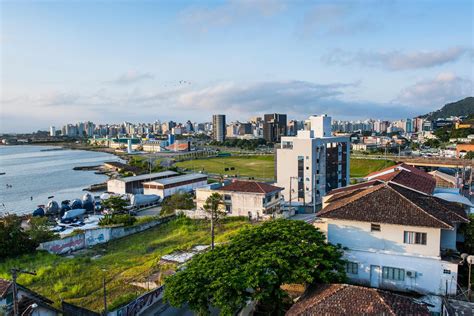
1 0 473 133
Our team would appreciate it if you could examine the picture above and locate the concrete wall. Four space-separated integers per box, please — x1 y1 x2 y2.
107 179 126 194
39 217 174 255
144 180 207 199
345 249 458 295
325 218 442 258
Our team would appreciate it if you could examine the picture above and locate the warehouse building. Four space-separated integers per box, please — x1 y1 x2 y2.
107 171 179 194
143 173 208 199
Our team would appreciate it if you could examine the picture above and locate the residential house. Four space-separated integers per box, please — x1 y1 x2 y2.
0 278 61 316
195 180 283 220
286 284 429 316
315 182 469 295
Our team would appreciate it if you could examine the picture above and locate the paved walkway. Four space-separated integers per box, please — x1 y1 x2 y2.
289 213 317 223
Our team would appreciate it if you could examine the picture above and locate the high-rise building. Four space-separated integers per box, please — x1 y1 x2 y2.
276 114 350 208
212 114 226 142
49 126 56 137
263 113 287 143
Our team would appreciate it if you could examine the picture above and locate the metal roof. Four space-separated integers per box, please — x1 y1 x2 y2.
114 171 179 183
144 173 207 185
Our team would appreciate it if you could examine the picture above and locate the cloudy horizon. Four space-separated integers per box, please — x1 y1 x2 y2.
1 0 473 133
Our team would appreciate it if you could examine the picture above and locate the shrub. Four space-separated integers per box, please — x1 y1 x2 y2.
99 214 137 227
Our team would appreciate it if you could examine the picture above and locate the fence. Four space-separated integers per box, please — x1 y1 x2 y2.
38 216 175 255
108 286 165 316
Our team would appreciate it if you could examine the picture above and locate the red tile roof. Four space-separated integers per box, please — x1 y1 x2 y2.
0 279 12 298
216 180 283 194
318 182 468 229
286 284 429 316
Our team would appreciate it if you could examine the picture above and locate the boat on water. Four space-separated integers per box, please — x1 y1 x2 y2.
0 172 5 175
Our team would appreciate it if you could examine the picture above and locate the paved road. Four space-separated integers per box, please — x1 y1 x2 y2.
137 206 162 217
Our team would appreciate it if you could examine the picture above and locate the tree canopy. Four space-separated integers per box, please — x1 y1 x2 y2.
161 192 195 216
102 196 128 214
164 219 346 315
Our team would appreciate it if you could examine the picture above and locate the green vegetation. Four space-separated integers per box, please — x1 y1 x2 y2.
209 138 268 150
0 215 57 258
434 126 474 143
176 155 275 179
202 193 226 249
0 216 249 312
161 192 195 216
99 214 137 226
164 219 346 315
102 196 128 213
464 151 474 160
424 97 474 120
350 158 395 178
176 155 396 179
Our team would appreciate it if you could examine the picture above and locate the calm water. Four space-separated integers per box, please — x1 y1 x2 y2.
0 145 121 215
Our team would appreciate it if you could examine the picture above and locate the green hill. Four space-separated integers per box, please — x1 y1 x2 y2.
423 97 474 120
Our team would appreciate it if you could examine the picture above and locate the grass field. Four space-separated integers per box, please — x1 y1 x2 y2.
350 158 395 178
176 155 275 179
176 155 396 179
0 217 249 312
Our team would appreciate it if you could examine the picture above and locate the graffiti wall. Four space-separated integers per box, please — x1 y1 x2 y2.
110 286 164 316
39 216 175 255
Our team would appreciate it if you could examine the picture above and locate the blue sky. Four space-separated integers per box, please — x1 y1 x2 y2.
1 0 473 132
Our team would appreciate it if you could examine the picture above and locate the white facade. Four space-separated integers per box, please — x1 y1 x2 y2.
315 218 460 295
195 187 282 219
143 174 208 199
276 115 350 206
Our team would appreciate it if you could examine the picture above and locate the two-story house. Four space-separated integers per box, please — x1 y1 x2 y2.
196 180 283 219
315 182 469 295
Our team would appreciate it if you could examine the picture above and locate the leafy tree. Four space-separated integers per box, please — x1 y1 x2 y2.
464 151 474 160
164 219 346 315
0 214 38 258
160 192 195 216
28 217 58 244
102 196 128 214
99 214 136 226
424 138 441 148
459 214 474 254
202 193 226 250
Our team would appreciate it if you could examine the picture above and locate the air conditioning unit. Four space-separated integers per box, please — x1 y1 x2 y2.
406 270 417 278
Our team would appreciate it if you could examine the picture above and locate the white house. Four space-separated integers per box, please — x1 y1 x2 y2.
195 180 283 220
315 181 469 296
143 173 208 199
0 279 60 316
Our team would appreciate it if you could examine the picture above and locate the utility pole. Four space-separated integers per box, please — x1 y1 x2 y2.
11 268 36 316
102 270 108 316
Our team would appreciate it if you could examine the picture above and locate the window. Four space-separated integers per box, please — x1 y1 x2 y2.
382 267 405 281
345 262 358 275
371 224 381 232
224 194 231 201
443 269 451 274
225 205 231 213
282 141 293 149
404 231 427 245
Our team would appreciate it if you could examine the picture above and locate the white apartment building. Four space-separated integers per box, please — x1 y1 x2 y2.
195 180 283 220
315 181 469 295
276 115 350 207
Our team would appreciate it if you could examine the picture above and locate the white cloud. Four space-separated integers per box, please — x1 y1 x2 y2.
396 72 473 107
322 47 471 70
179 0 285 32
110 71 154 85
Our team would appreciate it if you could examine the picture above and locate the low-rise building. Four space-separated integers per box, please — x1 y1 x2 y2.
143 173 208 199
196 180 283 219
315 182 469 296
0 279 61 316
107 171 179 194
286 284 429 316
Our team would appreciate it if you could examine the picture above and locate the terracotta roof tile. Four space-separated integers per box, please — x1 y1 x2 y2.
317 183 468 229
216 180 283 194
286 284 429 316
0 279 12 298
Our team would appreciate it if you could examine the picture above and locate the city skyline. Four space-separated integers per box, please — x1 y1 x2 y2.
1 0 473 132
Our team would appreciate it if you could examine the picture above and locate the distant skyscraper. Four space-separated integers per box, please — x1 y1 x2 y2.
49 126 56 137
263 113 287 143
212 114 226 142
